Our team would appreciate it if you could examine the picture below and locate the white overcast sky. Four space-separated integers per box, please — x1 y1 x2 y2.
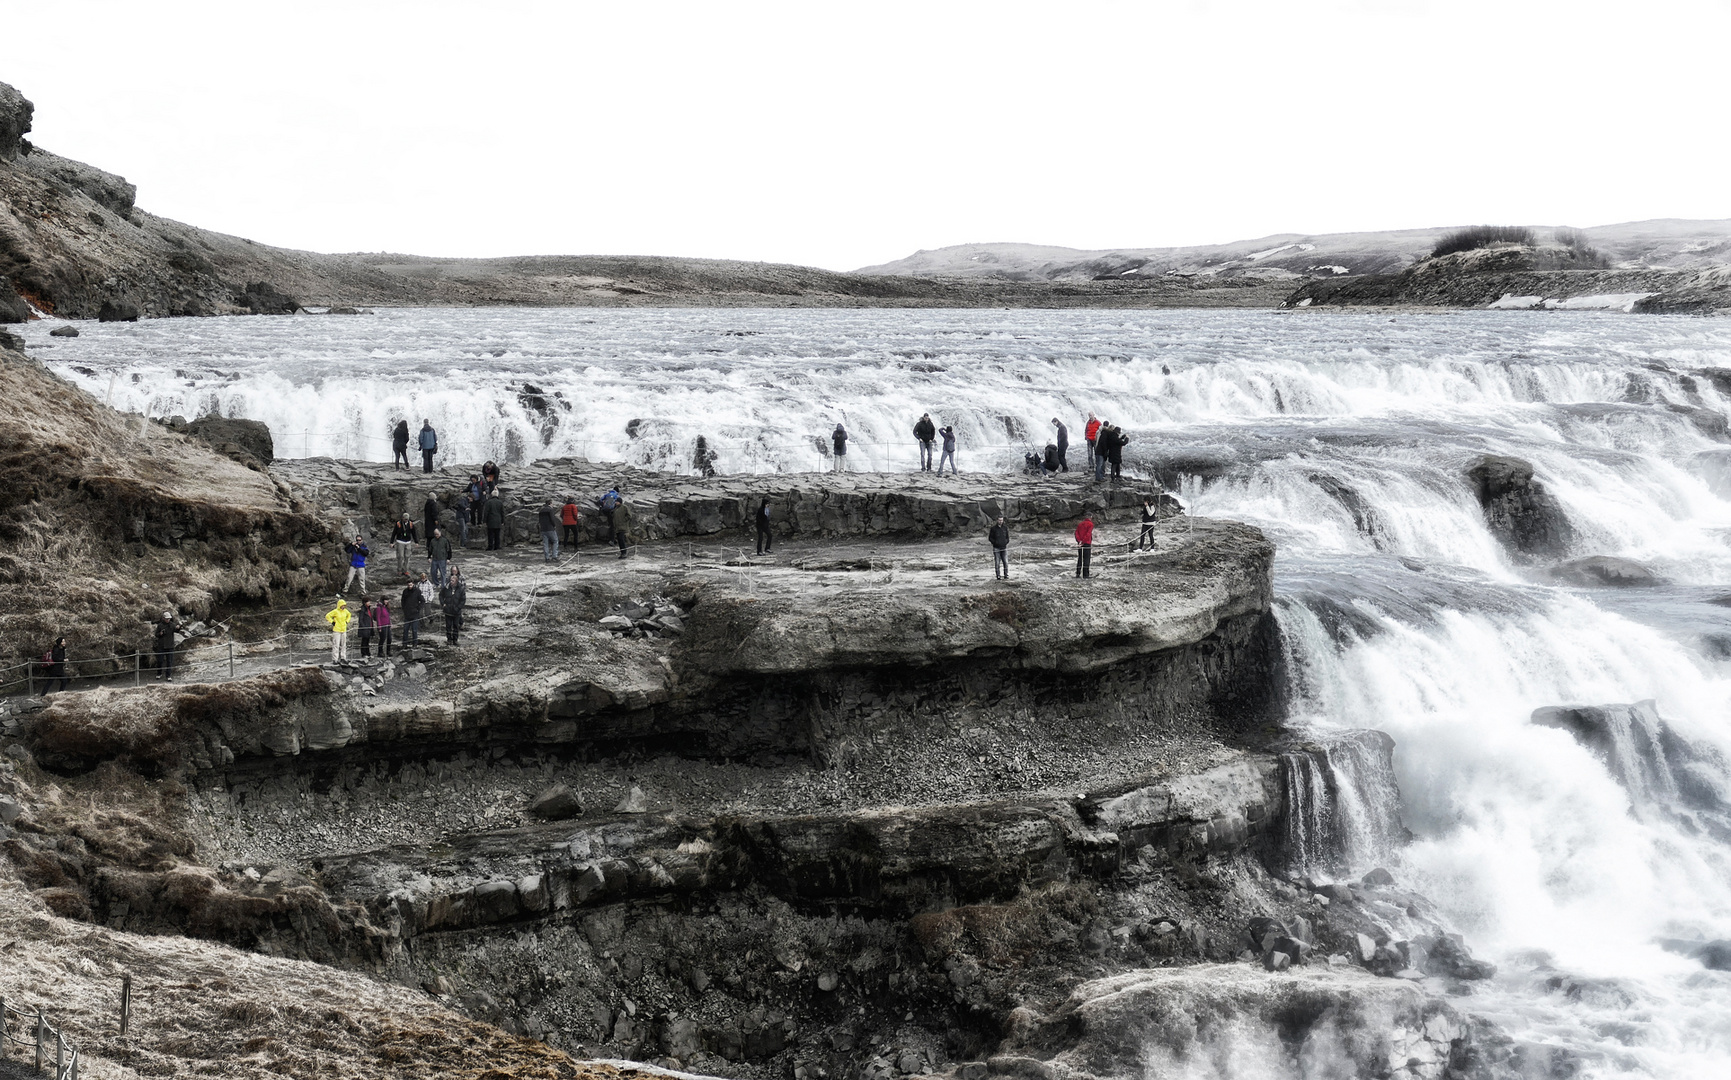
6 0 1728 270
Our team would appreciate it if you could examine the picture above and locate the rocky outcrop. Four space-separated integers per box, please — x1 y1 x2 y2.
1547 555 1659 587
1466 455 1574 561
17 147 137 218
176 415 276 469
0 82 30 160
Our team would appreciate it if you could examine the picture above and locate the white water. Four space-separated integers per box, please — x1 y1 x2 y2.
21 308 1731 1075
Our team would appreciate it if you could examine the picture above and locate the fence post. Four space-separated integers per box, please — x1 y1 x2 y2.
26 661 33 697
134 651 141 688
35 1008 44 1071
120 973 131 1034
1 993 7 1049
55 1029 63 1078
228 643 235 680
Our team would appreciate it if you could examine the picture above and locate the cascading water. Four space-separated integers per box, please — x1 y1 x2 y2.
20 307 1731 1076
1277 730 1408 876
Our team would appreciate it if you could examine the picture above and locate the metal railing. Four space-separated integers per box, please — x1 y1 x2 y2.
0 996 80 1080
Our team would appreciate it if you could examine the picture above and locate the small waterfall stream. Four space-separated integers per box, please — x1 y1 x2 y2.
1276 730 1407 877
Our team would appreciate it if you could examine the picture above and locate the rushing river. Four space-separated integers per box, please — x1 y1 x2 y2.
23 308 1731 1077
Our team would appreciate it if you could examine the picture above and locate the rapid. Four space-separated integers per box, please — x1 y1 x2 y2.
24 307 1731 1076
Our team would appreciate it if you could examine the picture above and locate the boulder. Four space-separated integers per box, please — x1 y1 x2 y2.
1547 555 1659 588
614 784 648 814
238 281 301 315
0 81 31 161
1466 455 1575 560
48 325 78 337
1660 938 1731 971
0 280 30 324
528 783 582 821
183 415 275 467
1361 867 1394 887
1419 933 1496 980
97 300 139 322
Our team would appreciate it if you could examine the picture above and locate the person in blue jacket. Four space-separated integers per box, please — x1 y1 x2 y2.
342 534 370 595
418 419 438 473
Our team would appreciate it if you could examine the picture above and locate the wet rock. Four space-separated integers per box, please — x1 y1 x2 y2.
1547 555 1660 587
1659 937 1731 971
1531 700 1731 836
1361 867 1394 887
238 281 301 315
529 783 582 820
1419 933 1497 980
97 300 139 322
48 324 78 337
1467 455 1575 561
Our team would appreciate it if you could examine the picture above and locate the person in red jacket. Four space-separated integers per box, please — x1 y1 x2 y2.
1084 414 1101 471
1074 512 1095 578
560 496 581 549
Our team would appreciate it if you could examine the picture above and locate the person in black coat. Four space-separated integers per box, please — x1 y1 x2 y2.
400 582 424 647
988 517 1010 580
1105 424 1128 480
1051 418 1069 471
152 613 177 681
831 424 849 472
45 637 69 692
391 420 411 471
1136 497 1158 550
423 495 441 555
440 568 467 645
913 413 936 471
755 498 774 555
483 491 506 550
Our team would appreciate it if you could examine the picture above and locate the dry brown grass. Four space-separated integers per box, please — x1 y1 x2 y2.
0 877 615 1080
0 346 339 673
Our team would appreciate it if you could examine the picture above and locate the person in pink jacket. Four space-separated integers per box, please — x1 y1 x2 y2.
1074 513 1095 579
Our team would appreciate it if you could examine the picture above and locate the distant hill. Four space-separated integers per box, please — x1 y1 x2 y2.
857 220 1731 283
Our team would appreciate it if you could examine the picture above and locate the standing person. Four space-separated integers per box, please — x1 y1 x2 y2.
418 573 439 641
538 499 560 561
325 598 352 663
342 534 370 595
440 567 468 645
468 475 486 525
988 516 1010 580
45 637 69 693
391 514 417 574
831 423 849 472
1093 421 1110 482
755 498 774 555
1074 512 1095 579
1085 413 1101 472
1052 418 1070 472
418 419 438 473
358 599 376 658
391 420 411 471
1106 424 1128 481
613 496 634 559
913 413 936 471
454 491 472 547
400 581 423 648
938 425 957 474
427 528 452 587
483 489 506 550
422 494 441 554
374 599 394 657
1136 497 1159 550
152 612 177 682
561 496 581 550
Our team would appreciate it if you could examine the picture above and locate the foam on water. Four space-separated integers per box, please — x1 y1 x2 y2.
21 307 1731 1075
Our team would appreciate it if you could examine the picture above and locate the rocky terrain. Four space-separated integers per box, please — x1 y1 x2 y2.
0 336 1559 1079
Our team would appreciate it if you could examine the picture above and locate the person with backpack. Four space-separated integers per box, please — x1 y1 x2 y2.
988 517 1010 580
152 612 177 681
538 499 560 561
1074 512 1095 579
1105 423 1128 480
391 514 417 573
1052 418 1070 472
831 424 848 472
400 581 423 647
561 496 581 550
1093 421 1111 482
468 475 486 525
613 497 634 559
1085 414 1101 471
454 492 472 547
391 420 411 471
342 534 370 595
1136 497 1158 550
374 599 394 657
427 528 453 587
482 461 501 492
938 426 957 474
594 488 621 544
755 497 774 555
440 567 468 645
913 413 936 471
358 599 377 658
483 489 507 550
325 598 353 663
418 420 438 473
43 637 69 693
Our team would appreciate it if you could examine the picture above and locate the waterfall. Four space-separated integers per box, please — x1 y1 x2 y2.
1276 730 1407 877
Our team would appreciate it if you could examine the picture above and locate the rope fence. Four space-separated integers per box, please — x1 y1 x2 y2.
0 994 80 1080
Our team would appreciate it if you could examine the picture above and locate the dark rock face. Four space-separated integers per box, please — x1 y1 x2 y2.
18 148 137 218
0 277 28 322
180 415 275 468
1532 701 1731 839
97 299 139 322
238 281 301 314
1547 555 1659 588
0 82 30 161
1660 938 1731 971
1467 455 1575 560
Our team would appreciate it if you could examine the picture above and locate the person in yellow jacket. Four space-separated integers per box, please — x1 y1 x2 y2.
325 598 352 663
